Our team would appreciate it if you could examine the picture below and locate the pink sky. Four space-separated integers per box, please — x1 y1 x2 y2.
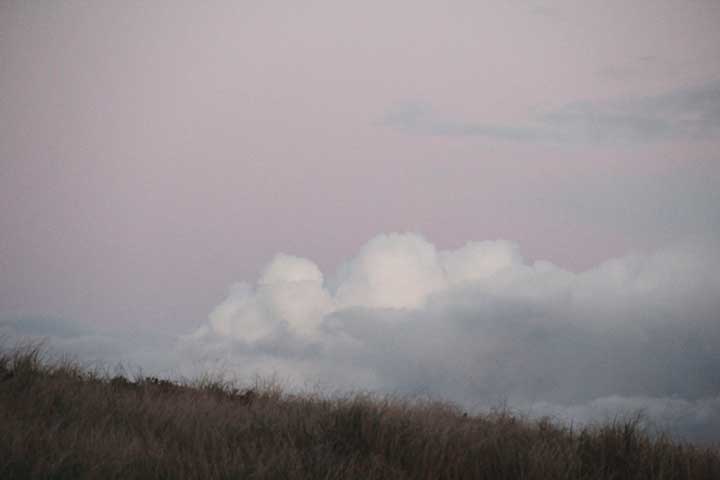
1 0 719 330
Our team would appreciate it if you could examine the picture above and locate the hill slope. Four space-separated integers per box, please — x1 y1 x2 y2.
1 345 718 479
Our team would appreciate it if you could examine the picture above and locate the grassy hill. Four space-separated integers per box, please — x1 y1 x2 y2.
1 344 718 479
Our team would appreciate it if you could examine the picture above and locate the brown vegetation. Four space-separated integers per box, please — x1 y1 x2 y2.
1 344 718 479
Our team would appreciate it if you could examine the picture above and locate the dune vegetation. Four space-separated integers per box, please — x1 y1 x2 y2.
1 344 718 479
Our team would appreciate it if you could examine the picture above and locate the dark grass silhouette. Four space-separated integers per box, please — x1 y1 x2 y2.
1 344 718 479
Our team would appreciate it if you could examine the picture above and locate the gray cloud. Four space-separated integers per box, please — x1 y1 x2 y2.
381 102 541 141
0 315 88 339
5 234 720 443
532 395 720 445
179 234 720 443
383 81 720 144
0 317 183 378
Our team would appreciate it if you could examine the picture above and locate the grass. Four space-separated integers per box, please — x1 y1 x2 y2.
1 343 718 479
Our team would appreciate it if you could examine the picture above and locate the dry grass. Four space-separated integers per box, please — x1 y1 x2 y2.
1 343 718 479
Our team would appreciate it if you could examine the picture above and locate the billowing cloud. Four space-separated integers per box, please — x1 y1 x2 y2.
5 233 719 443
182 233 720 442
196 235 530 343
206 254 333 342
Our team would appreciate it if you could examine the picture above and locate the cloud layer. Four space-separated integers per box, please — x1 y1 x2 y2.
384 81 720 144
3 233 718 443
183 233 720 442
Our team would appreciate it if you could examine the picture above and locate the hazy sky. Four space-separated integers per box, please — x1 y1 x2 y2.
2 1 720 442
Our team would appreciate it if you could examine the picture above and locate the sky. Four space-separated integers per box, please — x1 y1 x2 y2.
1 0 720 442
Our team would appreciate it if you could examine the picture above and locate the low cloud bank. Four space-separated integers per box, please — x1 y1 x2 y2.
4 233 719 443
182 233 720 442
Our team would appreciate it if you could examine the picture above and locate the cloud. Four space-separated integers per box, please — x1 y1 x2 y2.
198 235 530 343
532 395 720 444
0 315 88 339
182 233 720 442
0 316 183 377
5 233 719 442
207 254 333 342
381 102 540 141
382 81 720 144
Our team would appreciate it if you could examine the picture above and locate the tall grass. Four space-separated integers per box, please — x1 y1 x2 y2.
1 343 718 479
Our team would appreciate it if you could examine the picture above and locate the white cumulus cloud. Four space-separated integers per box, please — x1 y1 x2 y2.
199 234 544 343
7 233 718 443
181 233 720 443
